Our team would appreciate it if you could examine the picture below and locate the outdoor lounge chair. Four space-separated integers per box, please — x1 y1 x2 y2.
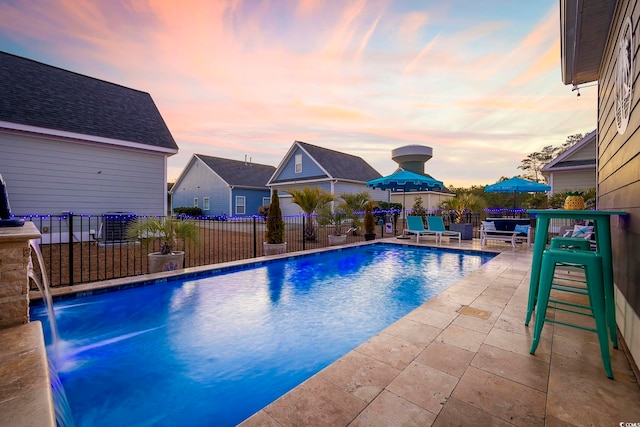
403 216 439 243
426 216 461 244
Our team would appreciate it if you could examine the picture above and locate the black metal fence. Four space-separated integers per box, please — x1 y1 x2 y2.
23 209 529 288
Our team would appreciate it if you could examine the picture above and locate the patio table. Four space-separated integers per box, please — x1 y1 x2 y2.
525 209 627 348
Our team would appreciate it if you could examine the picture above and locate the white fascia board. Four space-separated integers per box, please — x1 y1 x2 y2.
0 121 178 155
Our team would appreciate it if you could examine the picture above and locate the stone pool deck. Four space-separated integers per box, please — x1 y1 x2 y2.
240 238 640 426
2 237 639 426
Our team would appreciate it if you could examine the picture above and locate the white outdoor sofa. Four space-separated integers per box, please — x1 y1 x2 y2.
480 218 532 248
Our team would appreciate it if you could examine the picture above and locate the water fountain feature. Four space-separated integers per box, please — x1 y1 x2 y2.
28 239 76 427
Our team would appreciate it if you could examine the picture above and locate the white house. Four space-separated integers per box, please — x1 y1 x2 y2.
0 51 178 218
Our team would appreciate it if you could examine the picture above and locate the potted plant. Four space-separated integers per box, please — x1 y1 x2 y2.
127 216 199 273
264 189 287 255
363 202 376 241
317 200 348 246
288 186 334 241
440 193 485 240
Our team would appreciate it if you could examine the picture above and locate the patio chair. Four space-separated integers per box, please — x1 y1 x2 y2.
403 216 439 243
426 216 461 244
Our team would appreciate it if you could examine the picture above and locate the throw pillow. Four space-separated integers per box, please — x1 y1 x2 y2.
514 224 529 234
482 221 496 231
571 225 593 238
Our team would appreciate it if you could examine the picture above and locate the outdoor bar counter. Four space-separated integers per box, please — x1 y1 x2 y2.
525 209 627 348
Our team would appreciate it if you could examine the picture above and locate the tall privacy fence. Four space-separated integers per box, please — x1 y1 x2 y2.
23 209 534 288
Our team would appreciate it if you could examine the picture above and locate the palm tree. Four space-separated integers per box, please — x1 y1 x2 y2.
288 186 334 241
340 191 371 234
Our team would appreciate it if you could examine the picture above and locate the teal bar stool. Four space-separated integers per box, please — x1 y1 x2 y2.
529 248 613 378
550 237 591 251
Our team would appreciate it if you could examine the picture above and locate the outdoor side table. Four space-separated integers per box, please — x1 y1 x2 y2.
525 209 627 349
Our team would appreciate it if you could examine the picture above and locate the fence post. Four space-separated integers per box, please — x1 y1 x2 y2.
68 214 74 286
253 217 257 258
302 215 305 251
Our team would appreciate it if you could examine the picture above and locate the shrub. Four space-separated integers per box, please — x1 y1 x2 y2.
265 190 285 244
173 206 203 217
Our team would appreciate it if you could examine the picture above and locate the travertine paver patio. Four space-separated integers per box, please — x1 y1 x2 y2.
240 237 640 427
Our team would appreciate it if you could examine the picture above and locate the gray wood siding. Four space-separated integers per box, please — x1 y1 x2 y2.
597 0 640 318
0 133 166 216
171 159 230 216
550 171 596 194
571 137 597 161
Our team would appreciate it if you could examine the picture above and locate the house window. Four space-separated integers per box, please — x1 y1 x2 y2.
236 196 246 215
193 198 198 208
295 154 302 173
263 197 271 206
203 197 210 211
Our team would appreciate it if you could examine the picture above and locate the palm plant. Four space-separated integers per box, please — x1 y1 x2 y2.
127 216 199 255
288 186 334 241
440 193 486 224
340 191 371 234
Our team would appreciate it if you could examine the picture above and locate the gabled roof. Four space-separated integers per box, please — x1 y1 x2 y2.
0 51 177 151
196 154 275 188
269 141 381 184
542 130 597 172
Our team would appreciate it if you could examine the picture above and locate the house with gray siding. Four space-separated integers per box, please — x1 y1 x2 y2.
171 154 275 217
0 51 178 220
560 0 639 375
267 141 386 216
541 130 597 194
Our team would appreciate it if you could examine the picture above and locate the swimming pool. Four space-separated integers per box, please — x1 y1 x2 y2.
31 243 494 426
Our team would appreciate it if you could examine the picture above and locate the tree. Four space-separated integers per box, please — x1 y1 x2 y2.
411 196 427 224
265 190 285 244
288 186 334 241
340 191 371 234
518 133 585 182
439 193 486 223
518 145 558 182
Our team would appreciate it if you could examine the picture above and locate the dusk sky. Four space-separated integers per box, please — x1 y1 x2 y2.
0 0 597 187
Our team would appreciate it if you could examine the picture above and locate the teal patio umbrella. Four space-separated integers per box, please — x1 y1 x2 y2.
484 177 551 209
367 170 444 237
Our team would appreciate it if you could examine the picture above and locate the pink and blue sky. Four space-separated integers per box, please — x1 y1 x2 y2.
0 0 597 187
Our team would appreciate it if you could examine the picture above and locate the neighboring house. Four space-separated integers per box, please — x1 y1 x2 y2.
560 0 639 373
541 130 597 194
267 141 386 216
0 51 178 218
171 154 276 217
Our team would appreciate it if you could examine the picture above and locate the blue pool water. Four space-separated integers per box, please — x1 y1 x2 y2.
31 243 494 427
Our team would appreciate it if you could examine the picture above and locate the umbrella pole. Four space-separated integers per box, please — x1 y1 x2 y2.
397 190 410 239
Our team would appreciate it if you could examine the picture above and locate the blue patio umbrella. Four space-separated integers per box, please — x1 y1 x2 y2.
484 177 551 209
367 170 444 237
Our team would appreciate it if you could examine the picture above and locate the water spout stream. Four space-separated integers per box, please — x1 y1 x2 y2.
28 239 75 427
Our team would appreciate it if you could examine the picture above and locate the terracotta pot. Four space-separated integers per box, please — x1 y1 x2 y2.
263 242 287 256
148 251 185 273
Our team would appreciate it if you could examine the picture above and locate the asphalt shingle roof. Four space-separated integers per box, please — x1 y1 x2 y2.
295 141 382 182
0 51 177 150
196 154 275 188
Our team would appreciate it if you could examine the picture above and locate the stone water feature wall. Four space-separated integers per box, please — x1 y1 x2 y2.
0 222 40 326
0 222 55 426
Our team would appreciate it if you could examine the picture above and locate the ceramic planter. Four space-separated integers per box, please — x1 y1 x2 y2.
148 251 185 273
328 234 347 246
364 233 376 241
263 242 287 256
449 223 473 240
